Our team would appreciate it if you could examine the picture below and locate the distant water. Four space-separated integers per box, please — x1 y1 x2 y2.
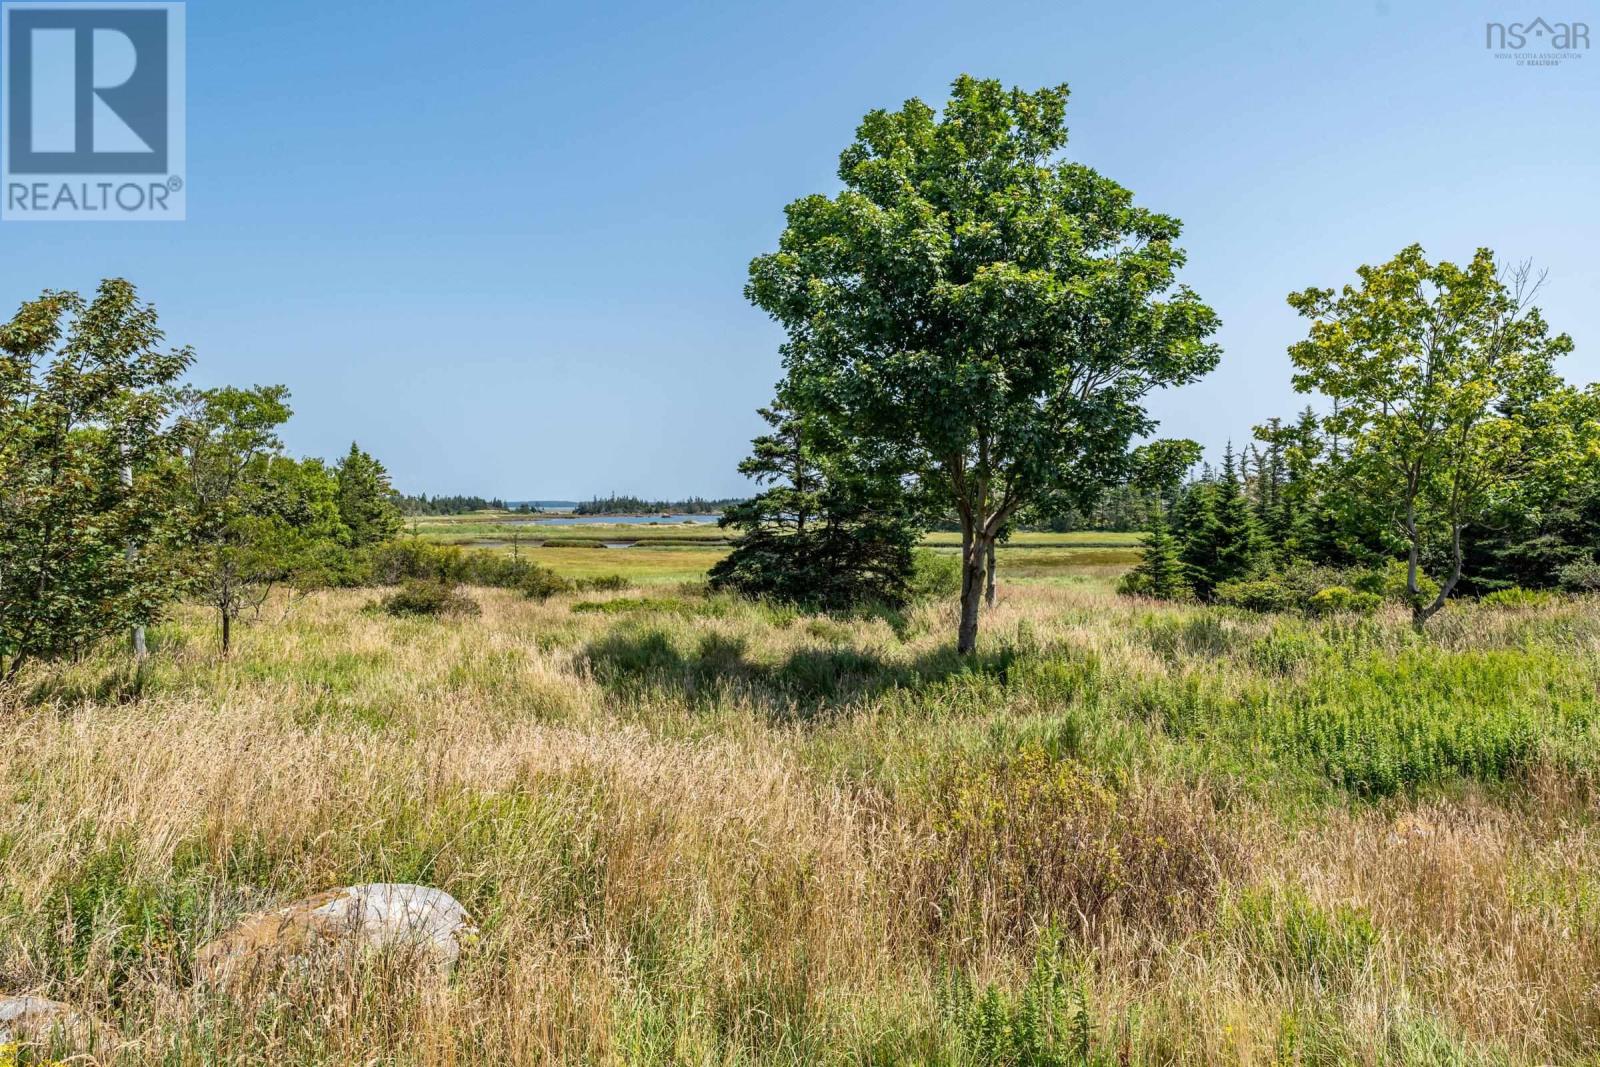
507 514 721 527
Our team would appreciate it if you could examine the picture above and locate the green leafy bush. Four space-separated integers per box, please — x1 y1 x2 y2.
379 579 479 617
367 539 456 584
1306 586 1381 616
909 549 962 600
367 540 571 600
1557 559 1600 592
1214 578 1294 613
574 574 630 592
1480 587 1558 609
520 566 573 602
1359 559 1440 606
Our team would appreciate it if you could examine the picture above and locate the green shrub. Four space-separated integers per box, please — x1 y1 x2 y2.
909 549 962 600
520 566 573 601
368 539 459 583
379 579 479 617
574 574 630 593
1306 586 1381 616
1116 566 1193 601
1214 578 1294 613
1557 559 1600 592
1360 559 1440 607
365 540 570 597
1480 587 1558 609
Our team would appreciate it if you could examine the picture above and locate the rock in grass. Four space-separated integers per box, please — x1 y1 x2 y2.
0 994 100 1047
197 883 476 979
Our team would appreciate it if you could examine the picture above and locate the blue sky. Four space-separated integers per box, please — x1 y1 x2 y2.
4 0 1596 498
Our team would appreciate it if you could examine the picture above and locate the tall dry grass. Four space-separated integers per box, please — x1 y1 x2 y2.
3 581 1599 1063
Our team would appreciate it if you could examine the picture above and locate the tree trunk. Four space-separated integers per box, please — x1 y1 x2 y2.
984 538 997 608
958 532 991 655
220 609 231 655
1412 526 1465 632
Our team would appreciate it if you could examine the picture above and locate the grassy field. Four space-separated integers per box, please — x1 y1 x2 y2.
6 548 1600 1064
406 512 1147 552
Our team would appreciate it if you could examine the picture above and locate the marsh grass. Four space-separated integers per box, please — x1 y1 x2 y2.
4 580 1600 1063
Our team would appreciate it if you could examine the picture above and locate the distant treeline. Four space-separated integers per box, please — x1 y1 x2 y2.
394 493 515 516
924 484 1153 534
574 494 743 515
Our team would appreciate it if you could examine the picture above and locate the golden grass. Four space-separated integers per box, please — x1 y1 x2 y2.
4 581 1600 1063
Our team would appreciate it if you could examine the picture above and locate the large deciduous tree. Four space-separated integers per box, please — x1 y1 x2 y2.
747 76 1221 652
1287 246 1573 629
0 280 191 683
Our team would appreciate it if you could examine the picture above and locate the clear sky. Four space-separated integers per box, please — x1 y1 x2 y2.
4 0 1596 499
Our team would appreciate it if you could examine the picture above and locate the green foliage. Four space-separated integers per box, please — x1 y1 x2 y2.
711 521 916 611
0 279 193 682
910 549 963 600
1251 648 1593 796
1117 512 1191 601
747 75 1220 651
574 493 738 515
573 574 631 593
1478 587 1557 609
1557 559 1600 592
392 491 506 515
1306 586 1381 616
714 398 920 612
937 933 1097 1066
379 579 479 618
518 566 573 601
1362 559 1441 608
1175 445 1267 600
1287 245 1575 629
1214 578 1294 614
366 539 571 599
336 442 403 547
176 384 307 651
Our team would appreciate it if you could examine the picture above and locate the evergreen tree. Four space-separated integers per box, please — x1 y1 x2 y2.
1177 444 1266 599
1171 478 1217 595
1119 509 1190 600
336 442 402 547
710 399 919 610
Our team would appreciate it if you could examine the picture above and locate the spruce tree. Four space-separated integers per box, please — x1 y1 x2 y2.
1173 479 1219 596
1179 444 1266 599
1120 509 1190 599
336 443 402 547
